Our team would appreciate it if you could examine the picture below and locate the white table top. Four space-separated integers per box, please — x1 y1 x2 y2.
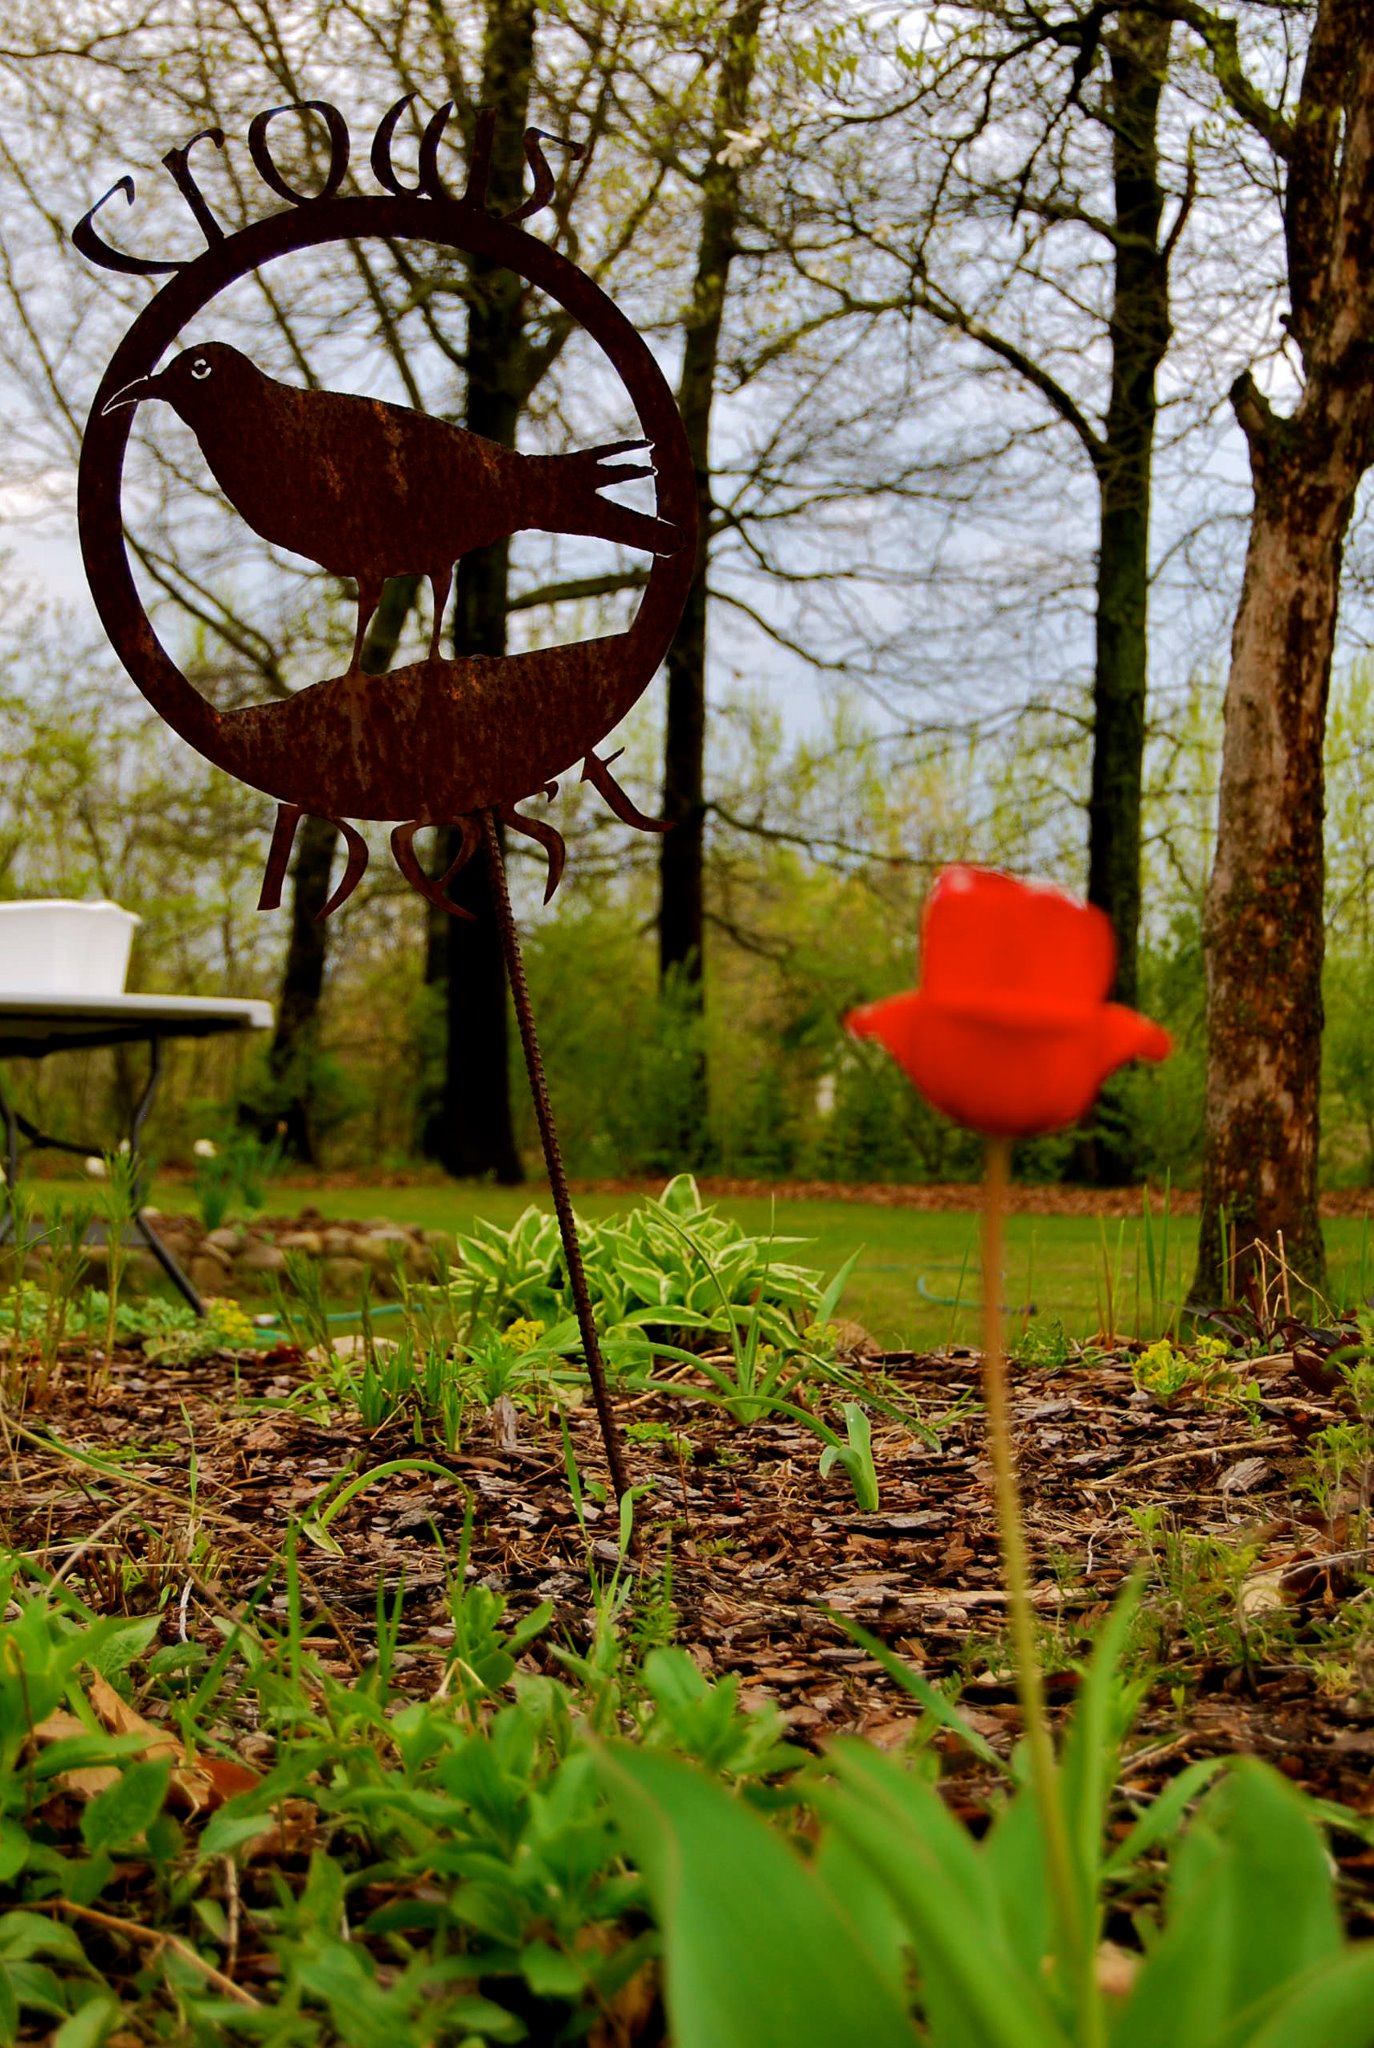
0 992 273 1057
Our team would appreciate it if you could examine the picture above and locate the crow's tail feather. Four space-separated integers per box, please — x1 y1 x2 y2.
590 437 651 460
532 442 683 556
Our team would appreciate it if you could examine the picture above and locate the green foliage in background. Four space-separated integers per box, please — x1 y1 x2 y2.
9 663 1374 1191
189 1131 285 1232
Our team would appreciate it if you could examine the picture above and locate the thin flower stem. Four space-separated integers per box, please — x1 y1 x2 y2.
981 1137 1091 2014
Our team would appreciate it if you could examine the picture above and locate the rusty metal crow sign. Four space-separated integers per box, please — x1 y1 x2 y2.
73 99 696 1498
74 99 696 923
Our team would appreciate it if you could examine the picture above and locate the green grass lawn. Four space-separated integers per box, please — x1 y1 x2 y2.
31 1171 1374 1350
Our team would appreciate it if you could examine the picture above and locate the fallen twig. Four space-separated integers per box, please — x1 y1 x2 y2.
33 1897 261 2007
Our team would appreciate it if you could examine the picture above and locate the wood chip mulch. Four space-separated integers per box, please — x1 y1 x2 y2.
4 1337 1373 1927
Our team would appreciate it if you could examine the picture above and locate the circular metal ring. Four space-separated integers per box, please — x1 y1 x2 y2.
77 193 696 820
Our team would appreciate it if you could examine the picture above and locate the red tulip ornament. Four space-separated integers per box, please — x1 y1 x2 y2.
844 866 1169 1932
845 865 1170 1137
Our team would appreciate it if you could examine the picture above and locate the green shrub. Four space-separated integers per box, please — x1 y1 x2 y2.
428 1172 832 1365
806 1047 979 1184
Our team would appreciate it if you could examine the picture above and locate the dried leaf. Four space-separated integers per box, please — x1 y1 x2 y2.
1221 1456 1271 1495
1240 1567 1289 1617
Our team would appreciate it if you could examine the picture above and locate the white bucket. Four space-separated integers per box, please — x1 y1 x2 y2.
0 900 141 996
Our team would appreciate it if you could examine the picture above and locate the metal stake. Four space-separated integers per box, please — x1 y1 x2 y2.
480 809 633 1504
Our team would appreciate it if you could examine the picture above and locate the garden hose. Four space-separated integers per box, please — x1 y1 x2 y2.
251 1302 409 1329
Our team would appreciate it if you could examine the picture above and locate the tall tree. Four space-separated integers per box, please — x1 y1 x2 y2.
1183 0 1374 1297
861 3 1192 1175
1089 9 1177 1024
657 0 764 1160
419 0 537 1185
257 575 418 1162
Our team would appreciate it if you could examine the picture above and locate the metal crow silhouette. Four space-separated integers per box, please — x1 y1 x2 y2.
105 342 682 668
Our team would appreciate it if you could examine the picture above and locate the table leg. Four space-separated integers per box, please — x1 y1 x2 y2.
126 1035 205 1319
133 1212 204 1316
0 1070 17 1246
0 1030 222 1322
129 1036 162 1207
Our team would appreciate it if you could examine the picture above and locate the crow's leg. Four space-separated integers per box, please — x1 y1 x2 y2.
391 817 481 917
316 820 371 921
258 803 304 910
428 566 453 663
498 801 566 904
581 749 671 832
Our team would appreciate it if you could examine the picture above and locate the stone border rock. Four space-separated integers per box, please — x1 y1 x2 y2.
89 1206 453 1300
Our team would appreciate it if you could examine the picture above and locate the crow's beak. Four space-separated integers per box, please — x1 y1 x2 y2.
101 373 159 416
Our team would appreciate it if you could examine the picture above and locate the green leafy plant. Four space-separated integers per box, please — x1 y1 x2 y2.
1012 1316 1075 1370
4 1202 91 1411
1140 1176 1178 1338
423 1173 849 1369
596 1586 1374 2047
1301 1416 1373 1546
595 1124 1374 2047
142 1296 267 1364
1132 1333 1260 1416
818 1401 880 1511
90 1149 140 1401
0 1279 194 1352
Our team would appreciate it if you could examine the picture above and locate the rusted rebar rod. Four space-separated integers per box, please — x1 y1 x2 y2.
480 809 633 1504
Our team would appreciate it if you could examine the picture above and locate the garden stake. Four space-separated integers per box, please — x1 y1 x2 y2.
979 1135 1085 1993
72 101 697 1411
481 809 632 1507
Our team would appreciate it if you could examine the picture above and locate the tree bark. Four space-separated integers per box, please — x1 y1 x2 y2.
1195 417 1358 1299
420 0 533 1183
262 811 336 1164
657 0 763 1160
424 545 524 1183
1077 11 1175 1185
1089 14 1173 1020
1193 0 1374 1302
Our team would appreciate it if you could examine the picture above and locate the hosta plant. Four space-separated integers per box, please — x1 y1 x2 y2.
427 1172 843 1366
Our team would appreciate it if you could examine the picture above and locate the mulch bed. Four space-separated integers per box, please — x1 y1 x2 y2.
573 1176 1374 1217
5 1336 1373 1928
114 1164 1374 1215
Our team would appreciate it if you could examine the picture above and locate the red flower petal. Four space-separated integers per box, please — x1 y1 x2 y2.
844 867 1171 1139
921 866 1116 1006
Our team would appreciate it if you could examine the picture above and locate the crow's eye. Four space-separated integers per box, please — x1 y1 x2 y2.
191 359 212 381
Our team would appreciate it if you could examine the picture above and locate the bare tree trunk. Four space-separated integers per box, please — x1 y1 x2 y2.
1078 11 1176 1184
1194 0 1374 1301
657 0 763 1163
1196 441 1352 1298
420 0 533 1184
261 812 336 1163
425 548 523 1184
1089 14 1173 1019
